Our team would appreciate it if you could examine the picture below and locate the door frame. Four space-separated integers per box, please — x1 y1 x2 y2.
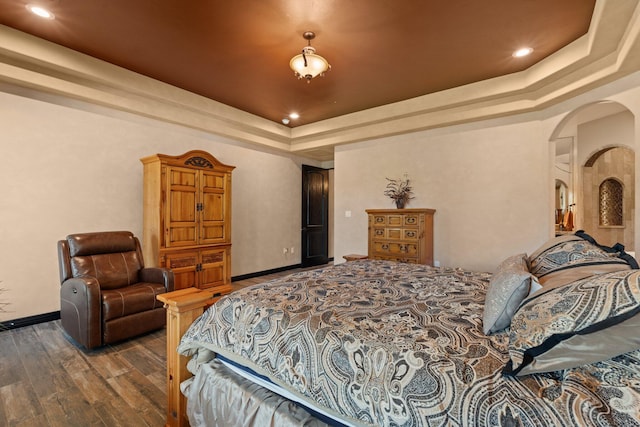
301 165 330 267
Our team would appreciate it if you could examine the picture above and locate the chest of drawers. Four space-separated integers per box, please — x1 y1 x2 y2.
366 208 435 265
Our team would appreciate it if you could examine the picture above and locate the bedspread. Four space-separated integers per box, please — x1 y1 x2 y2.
178 260 640 426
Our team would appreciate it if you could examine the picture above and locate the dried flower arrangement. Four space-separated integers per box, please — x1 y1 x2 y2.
384 177 414 209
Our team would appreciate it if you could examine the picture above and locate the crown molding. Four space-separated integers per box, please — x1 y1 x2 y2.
0 0 638 161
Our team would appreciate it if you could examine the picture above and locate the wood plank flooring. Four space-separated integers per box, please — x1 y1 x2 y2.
0 265 326 426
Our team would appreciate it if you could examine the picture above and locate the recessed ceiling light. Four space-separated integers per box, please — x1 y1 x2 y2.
513 47 533 58
289 113 300 120
281 118 290 125
26 4 55 19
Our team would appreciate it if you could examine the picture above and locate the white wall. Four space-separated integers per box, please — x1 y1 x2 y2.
577 111 635 166
334 120 548 272
0 91 317 321
334 74 640 272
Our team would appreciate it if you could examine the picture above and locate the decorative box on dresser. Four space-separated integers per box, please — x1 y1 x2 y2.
366 208 435 265
141 150 235 297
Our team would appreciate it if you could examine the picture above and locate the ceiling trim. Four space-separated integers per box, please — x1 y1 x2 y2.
0 0 638 161
288 0 640 153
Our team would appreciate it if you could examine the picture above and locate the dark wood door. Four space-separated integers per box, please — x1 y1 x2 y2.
301 165 329 267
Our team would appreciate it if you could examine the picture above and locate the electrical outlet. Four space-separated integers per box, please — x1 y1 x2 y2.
283 247 288 254
290 246 295 254
433 260 440 267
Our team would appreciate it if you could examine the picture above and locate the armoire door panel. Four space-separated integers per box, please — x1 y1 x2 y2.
200 171 226 244
200 266 224 288
173 270 197 291
201 171 225 190
168 167 197 186
166 166 199 247
168 192 197 222
163 250 198 291
168 226 198 246
200 225 225 242
202 193 224 221
200 194 226 244
200 248 227 288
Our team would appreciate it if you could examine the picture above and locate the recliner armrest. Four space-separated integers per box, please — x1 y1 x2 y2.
140 267 175 292
60 276 102 349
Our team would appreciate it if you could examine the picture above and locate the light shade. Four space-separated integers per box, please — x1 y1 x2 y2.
290 47 330 81
290 32 331 82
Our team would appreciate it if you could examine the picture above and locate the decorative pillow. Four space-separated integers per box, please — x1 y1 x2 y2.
503 269 640 376
528 231 637 290
527 279 542 296
483 253 533 335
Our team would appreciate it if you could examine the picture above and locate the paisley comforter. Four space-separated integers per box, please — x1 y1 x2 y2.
178 260 640 426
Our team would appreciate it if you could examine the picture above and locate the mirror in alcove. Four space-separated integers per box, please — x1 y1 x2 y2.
555 179 568 225
554 138 573 233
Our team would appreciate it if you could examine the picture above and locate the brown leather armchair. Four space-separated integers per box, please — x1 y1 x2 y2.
57 231 174 350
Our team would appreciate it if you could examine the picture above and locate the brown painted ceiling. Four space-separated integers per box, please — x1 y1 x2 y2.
0 0 596 127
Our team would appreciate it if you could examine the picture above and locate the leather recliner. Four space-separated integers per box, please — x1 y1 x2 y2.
57 231 174 350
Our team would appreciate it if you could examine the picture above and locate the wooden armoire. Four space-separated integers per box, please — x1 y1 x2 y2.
141 150 235 297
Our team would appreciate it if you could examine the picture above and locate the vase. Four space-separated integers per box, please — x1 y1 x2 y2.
395 199 405 209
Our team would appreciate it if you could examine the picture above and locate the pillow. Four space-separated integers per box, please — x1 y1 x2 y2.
527 279 542 296
503 268 640 376
528 231 637 290
483 253 533 335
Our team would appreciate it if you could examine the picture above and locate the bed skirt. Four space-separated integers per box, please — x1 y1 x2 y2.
181 358 331 427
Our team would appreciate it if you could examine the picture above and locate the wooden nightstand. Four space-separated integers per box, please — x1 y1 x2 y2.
157 288 216 427
343 254 368 262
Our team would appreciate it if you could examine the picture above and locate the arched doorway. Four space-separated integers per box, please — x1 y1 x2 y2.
549 101 635 250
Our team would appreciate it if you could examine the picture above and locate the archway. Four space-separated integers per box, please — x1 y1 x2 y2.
549 101 635 250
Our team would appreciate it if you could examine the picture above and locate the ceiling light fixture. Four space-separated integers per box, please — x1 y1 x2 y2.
26 4 55 19
290 31 331 83
289 112 300 120
512 47 533 58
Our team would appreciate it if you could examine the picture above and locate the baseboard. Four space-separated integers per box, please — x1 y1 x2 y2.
231 258 334 282
0 311 60 330
232 264 302 282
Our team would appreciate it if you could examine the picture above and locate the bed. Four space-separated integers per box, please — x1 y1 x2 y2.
172 232 640 426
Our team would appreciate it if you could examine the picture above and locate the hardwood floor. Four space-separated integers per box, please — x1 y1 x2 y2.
0 265 328 426
0 320 166 427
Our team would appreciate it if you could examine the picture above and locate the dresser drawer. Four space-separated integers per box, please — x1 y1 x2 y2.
370 255 418 263
403 215 420 226
372 241 418 257
372 214 409 226
372 227 420 240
